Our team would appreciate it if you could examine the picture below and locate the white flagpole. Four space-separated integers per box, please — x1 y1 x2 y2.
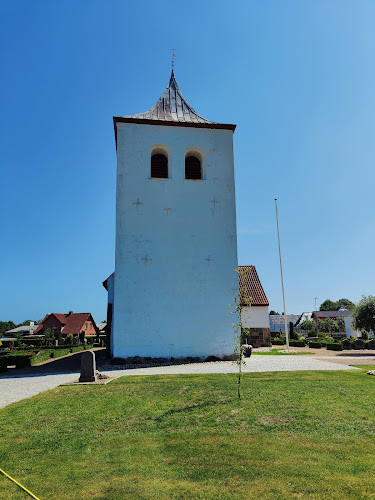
275 198 289 350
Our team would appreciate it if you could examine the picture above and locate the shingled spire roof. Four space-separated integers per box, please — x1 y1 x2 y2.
124 70 213 124
113 70 235 142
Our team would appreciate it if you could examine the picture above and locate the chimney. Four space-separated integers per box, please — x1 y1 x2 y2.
68 311 74 316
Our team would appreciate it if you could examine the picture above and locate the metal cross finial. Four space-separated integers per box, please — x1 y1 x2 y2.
171 49 176 69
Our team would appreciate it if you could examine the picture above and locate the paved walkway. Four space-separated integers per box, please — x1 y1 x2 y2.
2 348 373 410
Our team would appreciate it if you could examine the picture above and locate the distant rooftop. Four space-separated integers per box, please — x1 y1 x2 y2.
270 314 301 326
238 265 269 306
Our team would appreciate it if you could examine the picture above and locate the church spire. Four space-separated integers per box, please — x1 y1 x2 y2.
122 70 214 124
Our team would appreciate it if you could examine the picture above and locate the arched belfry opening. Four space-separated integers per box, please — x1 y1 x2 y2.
185 155 201 180
151 153 168 178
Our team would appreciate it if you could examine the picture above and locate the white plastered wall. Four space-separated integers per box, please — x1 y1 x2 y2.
241 306 270 329
112 122 238 358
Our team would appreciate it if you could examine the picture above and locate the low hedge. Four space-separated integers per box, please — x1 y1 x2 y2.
0 362 8 373
70 345 85 353
308 342 322 348
271 339 285 345
326 343 343 351
32 349 70 364
289 340 306 347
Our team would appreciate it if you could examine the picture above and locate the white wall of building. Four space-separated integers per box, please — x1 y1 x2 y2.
112 122 238 358
241 306 269 329
344 317 361 338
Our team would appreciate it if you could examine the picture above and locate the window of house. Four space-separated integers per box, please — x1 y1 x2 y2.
89 323 92 330
85 323 88 330
151 153 168 178
185 155 201 180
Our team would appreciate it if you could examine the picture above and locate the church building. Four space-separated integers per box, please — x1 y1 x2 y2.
104 70 239 359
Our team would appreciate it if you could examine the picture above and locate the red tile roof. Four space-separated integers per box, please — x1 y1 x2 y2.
238 265 269 306
33 313 67 334
61 313 91 335
33 312 99 335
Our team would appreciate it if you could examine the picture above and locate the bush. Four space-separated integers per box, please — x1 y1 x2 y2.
271 339 285 345
0 362 7 373
289 340 306 347
308 342 322 348
308 330 316 337
326 343 343 351
71 345 85 353
14 355 32 368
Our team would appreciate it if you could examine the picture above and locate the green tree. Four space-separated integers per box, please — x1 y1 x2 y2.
44 328 55 346
325 318 340 333
336 298 355 310
319 300 337 311
269 310 279 315
18 319 38 327
319 298 355 311
336 317 345 331
0 321 17 335
352 295 375 334
299 319 315 331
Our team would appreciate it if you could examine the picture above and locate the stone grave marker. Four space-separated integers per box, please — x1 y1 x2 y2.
342 339 352 350
79 350 97 382
354 338 364 350
368 339 375 350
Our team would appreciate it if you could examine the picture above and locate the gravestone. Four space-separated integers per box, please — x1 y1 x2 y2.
354 338 364 350
367 339 375 350
79 351 97 382
243 344 252 358
342 339 352 350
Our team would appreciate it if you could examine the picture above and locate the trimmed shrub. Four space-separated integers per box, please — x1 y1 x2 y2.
326 343 343 351
308 342 322 348
0 362 7 373
271 339 285 345
71 345 85 353
289 340 306 347
14 355 32 368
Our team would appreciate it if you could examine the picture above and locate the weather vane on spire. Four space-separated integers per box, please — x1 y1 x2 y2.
171 49 177 69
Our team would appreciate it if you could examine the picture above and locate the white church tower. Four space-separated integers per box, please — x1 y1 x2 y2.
105 70 238 359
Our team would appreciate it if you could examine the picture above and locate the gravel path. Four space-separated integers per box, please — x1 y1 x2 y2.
101 356 358 378
1 353 365 409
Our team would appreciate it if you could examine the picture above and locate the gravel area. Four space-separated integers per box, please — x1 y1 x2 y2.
0 353 367 410
100 356 358 379
0 371 79 409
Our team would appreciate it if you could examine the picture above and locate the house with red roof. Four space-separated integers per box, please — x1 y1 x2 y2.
33 312 99 339
238 266 271 348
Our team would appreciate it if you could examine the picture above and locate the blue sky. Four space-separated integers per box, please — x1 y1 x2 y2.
1 0 374 323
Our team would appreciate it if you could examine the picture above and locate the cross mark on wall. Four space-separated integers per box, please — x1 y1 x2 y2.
164 208 172 216
212 178 218 184
141 255 152 264
211 198 220 209
205 255 214 265
133 198 144 207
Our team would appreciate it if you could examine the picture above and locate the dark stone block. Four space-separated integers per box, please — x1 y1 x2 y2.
342 339 352 350
205 355 221 362
79 351 97 382
354 339 364 350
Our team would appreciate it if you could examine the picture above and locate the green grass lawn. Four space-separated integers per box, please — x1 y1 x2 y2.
1 367 375 499
253 348 314 355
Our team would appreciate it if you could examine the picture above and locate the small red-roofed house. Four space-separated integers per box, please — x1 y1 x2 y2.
238 265 271 347
33 312 99 340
